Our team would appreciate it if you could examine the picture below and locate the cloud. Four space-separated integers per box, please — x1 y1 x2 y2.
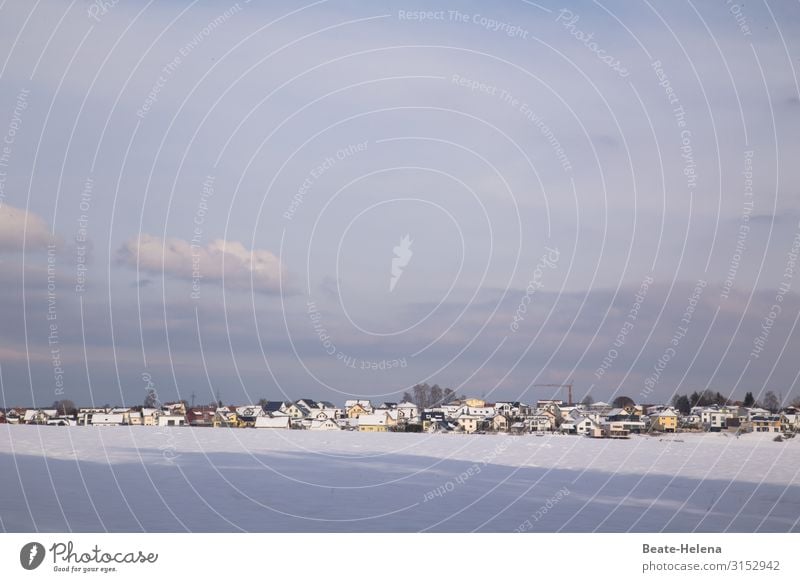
0 204 54 251
117 234 286 293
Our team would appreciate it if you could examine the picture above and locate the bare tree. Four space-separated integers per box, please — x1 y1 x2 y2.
144 389 158 408
442 388 456 405
52 399 76 416
412 383 429 409
430 384 443 407
612 395 635 408
762 391 780 413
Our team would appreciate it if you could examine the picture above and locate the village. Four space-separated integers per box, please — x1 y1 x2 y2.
2 393 798 439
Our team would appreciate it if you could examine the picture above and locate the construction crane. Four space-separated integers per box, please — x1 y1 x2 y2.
532 383 573 406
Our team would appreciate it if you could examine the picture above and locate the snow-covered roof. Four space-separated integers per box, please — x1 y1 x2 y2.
653 409 678 417
255 416 290 428
92 414 124 425
357 413 388 426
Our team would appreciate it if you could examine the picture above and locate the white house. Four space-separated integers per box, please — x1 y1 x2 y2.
310 418 341 431
91 414 124 426
463 406 495 418
562 415 600 436
77 408 109 426
357 412 390 432
397 401 419 423
47 417 77 426
157 414 186 427
700 407 737 431
527 414 554 432
23 409 58 424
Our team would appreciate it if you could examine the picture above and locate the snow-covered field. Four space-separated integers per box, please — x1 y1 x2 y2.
1 425 798 532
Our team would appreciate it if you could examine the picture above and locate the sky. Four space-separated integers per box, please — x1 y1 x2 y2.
0 0 799 408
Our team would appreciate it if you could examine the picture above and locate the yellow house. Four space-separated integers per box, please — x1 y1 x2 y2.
213 408 240 428
464 397 486 408
652 409 678 433
347 403 370 419
357 412 389 432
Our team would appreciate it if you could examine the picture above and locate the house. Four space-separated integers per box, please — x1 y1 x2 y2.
526 414 554 432
603 408 646 433
490 414 509 432
681 414 702 429
346 400 373 418
700 407 737 431
4 408 25 424
46 417 77 426
310 418 342 431
254 415 291 429
286 401 313 419
23 409 58 424
464 397 486 408
110 408 138 425
421 410 446 431
261 401 285 415
397 401 419 423
141 408 158 426
600 421 630 438
510 421 527 435
538 401 563 423
463 405 495 418
494 401 530 417
651 409 679 433
456 415 482 434
77 408 109 426
562 415 600 436
749 415 782 433
162 402 187 416
585 400 613 415
157 414 186 427
91 414 124 426
358 412 390 432
426 419 453 433
126 410 145 425
186 407 216 427
440 403 462 418
213 407 239 428
0 410 5 424
235 406 265 427
781 412 799 432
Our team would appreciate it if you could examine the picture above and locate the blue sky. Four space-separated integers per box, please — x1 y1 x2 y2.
0 0 799 408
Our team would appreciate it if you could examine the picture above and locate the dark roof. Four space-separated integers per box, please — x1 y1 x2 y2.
262 401 283 412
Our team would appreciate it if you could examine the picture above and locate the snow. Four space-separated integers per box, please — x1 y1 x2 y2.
1 425 798 532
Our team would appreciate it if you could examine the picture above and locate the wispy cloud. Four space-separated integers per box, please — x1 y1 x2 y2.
116 234 286 294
